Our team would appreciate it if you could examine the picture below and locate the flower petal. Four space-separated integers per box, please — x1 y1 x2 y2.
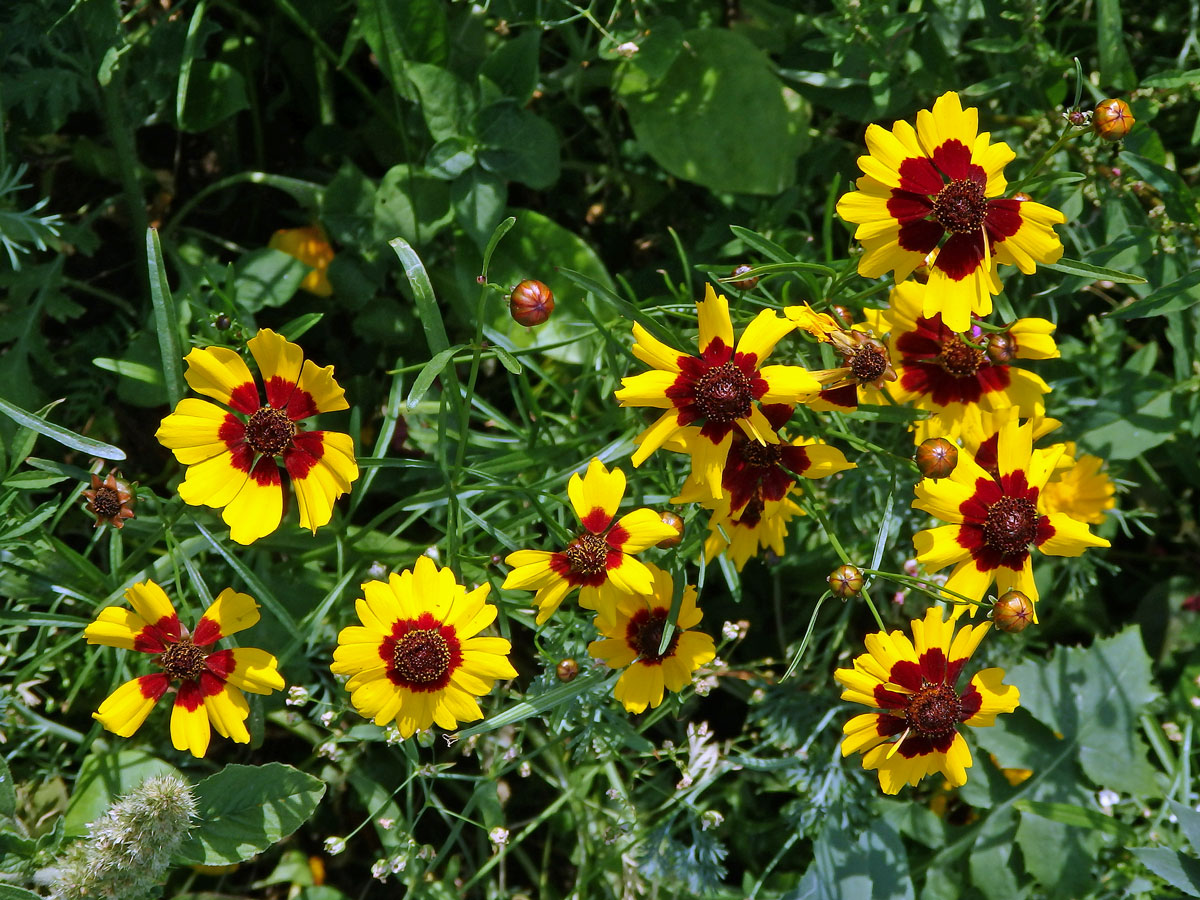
568 458 625 531
735 309 793 363
630 323 684 373
183 346 258 414
203 682 251 742
610 508 678 554
284 431 359 533
630 411 683 467
222 458 284 545
964 667 1021 726
156 399 242 465
696 284 734 354
170 682 212 758
1038 513 1110 557
93 674 169 737
193 588 260 646
913 524 971 572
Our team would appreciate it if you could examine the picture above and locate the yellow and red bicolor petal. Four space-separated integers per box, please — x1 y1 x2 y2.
411 555 458 621
84 606 150 651
913 476 974 523
913 524 971 573
924 260 996 335
792 439 856 479
568 458 625 532
156 398 243 466
630 322 684 373
284 430 359 533
532 579 575 624
193 588 260 646
1038 513 1110 556
247 327 304 403
222 458 284 545
835 666 887 708
696 284 734 354
608 508 678 554
942 558 996 606
357 577 405 632
994 418 1033 480
915 91 978 157
203 681 251 743
994 556 1039 611
182 345 259 414
973 133 1016 194
841 712 898 757
93 673 170 737
116 581 182 651
612 370 678 408
605 553 655 597
630 411 684 467
992 200 1064 274
171 680 213 757
963 667 1020 727
910 605 955 660
758 364 821 404
501 552 559 591
296 358 349 414
735 309 794 363
947 619 990 668
205 646 284 694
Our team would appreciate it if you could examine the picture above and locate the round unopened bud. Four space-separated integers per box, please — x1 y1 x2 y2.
1093 99 1134 141
831 305 854 327
729 265 758 290
510 279 555 326
1067 109 1089 126
915 438 958 480
828 564 863 598
985 332 1015 364
992 590 1034 632
215 313 231 330
1011 192 1032 202
657 510 684 548
556 659 579 682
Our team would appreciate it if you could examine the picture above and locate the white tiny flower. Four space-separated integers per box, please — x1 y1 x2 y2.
319 710 336 728
488 827 509 846
367 561 389 579
606 788 620 799
615 41 639 57
390 855 407 873
324 836 347 855
317 741 342 761
285 685 310 707
721 620 740 641
378 818 396 830
700 810 724 830
371 859 389 881
423 546 440 562
518 761 532 778
1098 789 1120 812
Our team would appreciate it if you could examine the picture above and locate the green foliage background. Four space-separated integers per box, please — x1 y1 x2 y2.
1 0 1199 897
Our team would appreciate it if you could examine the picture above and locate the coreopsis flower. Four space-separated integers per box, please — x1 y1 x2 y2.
155 328 360 545
836 90 1065 332
588 564 716 713
805 329 898 412
614 284 820 499
911 416 1110 615
502 458 678 624
83 470 136 529
835 606 1020 794
331 556 517 738
923 405 1062 470
268 225 335 297
1040 445 1116 525
85 581 284 757
881 281 1056 440
701 493 802 571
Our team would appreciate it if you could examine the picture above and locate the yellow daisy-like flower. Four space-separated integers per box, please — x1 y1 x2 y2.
702 494 803 571
85 581 284 758
1041 445 1116 525
155 328 360 545
588 564 716 714
880 281 1056 441
268 225 335 297
836 90 1065 332
331 556 517 739
614 284 820 499
502 458 678 625
912 416 1110 616
835 605 1020 794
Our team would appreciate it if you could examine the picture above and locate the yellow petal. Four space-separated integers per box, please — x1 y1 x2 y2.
223 647 285 694
222 462 284 545
156 399 236 465
195 588 260 644
735 309 793 363
93 675 168 737
630 322 684 373
183 346 257 412
203 682 251 742
569 458 625 530
170 688 212 758
696 284 733 353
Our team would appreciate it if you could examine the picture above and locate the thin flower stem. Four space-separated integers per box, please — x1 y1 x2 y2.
860 585 886 630
862 567 987 609
1010 122 1085 194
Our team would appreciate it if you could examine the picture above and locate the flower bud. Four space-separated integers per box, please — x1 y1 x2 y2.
828 564 863 598
729 265 758 290
985 332 1015 364
1093 99 1134 141
915 438 958 480
992 590 1034 632
1067 108 1089 127
509 279 555 327
215 313 231 330
831 305 854 327
656 510 684 548
556 659 579 682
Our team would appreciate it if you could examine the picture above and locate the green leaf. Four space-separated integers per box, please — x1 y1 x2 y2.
475 100 561 190
1141 69 1200 88
92 357 165 385
374 164 453 246
1012 800 1134 838
1118 151 1200 226
0 396 125 460
617 29 810 195
453 672 613 739
403 62 475 142
1096 0 1136 89
492 345 522 374
0 887 43 899
174 763 326 866
2 470 69 489
1075 372 1175 460
358 0 448 88
478 29 540 103
425 136 475 180
389 238 449 356
147 228 185 407
64 751 182 836
1040 256 1146 284
1107 269 1200 319
1171 801 1200 855
451 167 507 251
407 344 464 410
277 312 325 342
797 819 914 900
235 249 310 312
180 62 249 132
1132 847 1200 897
0 755 15 820
1005 627 1161 795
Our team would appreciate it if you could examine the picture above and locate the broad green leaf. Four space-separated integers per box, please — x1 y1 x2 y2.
796 818 915 900
180 61 248 132
451 166 507 251
0 887 43 899
234 249 310 312
1132 847 1200 897
64 751 182 837
1004 627 1161 795
478 29 540 102
0 755 14 820
1014 809 1109 897
1075 373 1175 461
0 396 125 461
475 100 561 190
358 0 448 89
617 29 810 195
1013 800 1134 838
425 136 475 181
374 164 453 247
1107 269 1200 319
404 62 475 141
174 763 326 865
1171 800 1200 855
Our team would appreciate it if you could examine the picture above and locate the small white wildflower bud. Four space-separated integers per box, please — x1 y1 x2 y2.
317 741 342 761
371 859 389 881
286 685 310 707
368 560 389 579
694 675 717 697
1098 789 1119 812
385 725 403 745
518 761 532 778
721 621 740 641
488 827 509 846
606 788 620 800
319 710 336 728
324 836 347 856
700 810 724 830
378 818 396 830
390 854 407 873
1163 721 1183 742
615 41 639 57
423 546 440 562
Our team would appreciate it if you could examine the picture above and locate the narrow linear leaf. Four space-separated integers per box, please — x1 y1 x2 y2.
713 260 836 280
481 215 516 280
1107 269 1200 320
93 357 165 385
278 312 325 341
557 267 682 353
729 225 796 264
390 238 450 358
407 344 464 410
492 345 523 375
146 228 185 406
175 0 208 126
1012 800 1135 839
451 672 615 740
0 396 125 460
1041 257 1147 284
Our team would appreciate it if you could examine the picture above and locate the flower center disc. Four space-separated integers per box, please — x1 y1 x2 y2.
932 179 989 233
629 610 679 663
906 682 963 738
565 533 609 576
245 407 296 456
937 338 987 376
983 496 1039 556
849 344 889 382
740 439 782 469
91 486 123 518
693 362 754 424
160 639 207 680
392 629 452 685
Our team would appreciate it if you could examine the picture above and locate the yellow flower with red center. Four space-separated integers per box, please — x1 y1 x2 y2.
912 416 1110 616
268 225 335 297
614 284 820 499
85 581 284 757
880 281 1056 440
588 564 716 713
502 459 678 625
331 556 517 738
836 91 1065 333
804 329 898 413
155 329 360 545
835 606 1020 794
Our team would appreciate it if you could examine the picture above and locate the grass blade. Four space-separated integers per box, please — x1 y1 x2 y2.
146 228 185 406
0 396 125 461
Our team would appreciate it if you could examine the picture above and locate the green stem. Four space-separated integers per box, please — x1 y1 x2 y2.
1010 123 1084 194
